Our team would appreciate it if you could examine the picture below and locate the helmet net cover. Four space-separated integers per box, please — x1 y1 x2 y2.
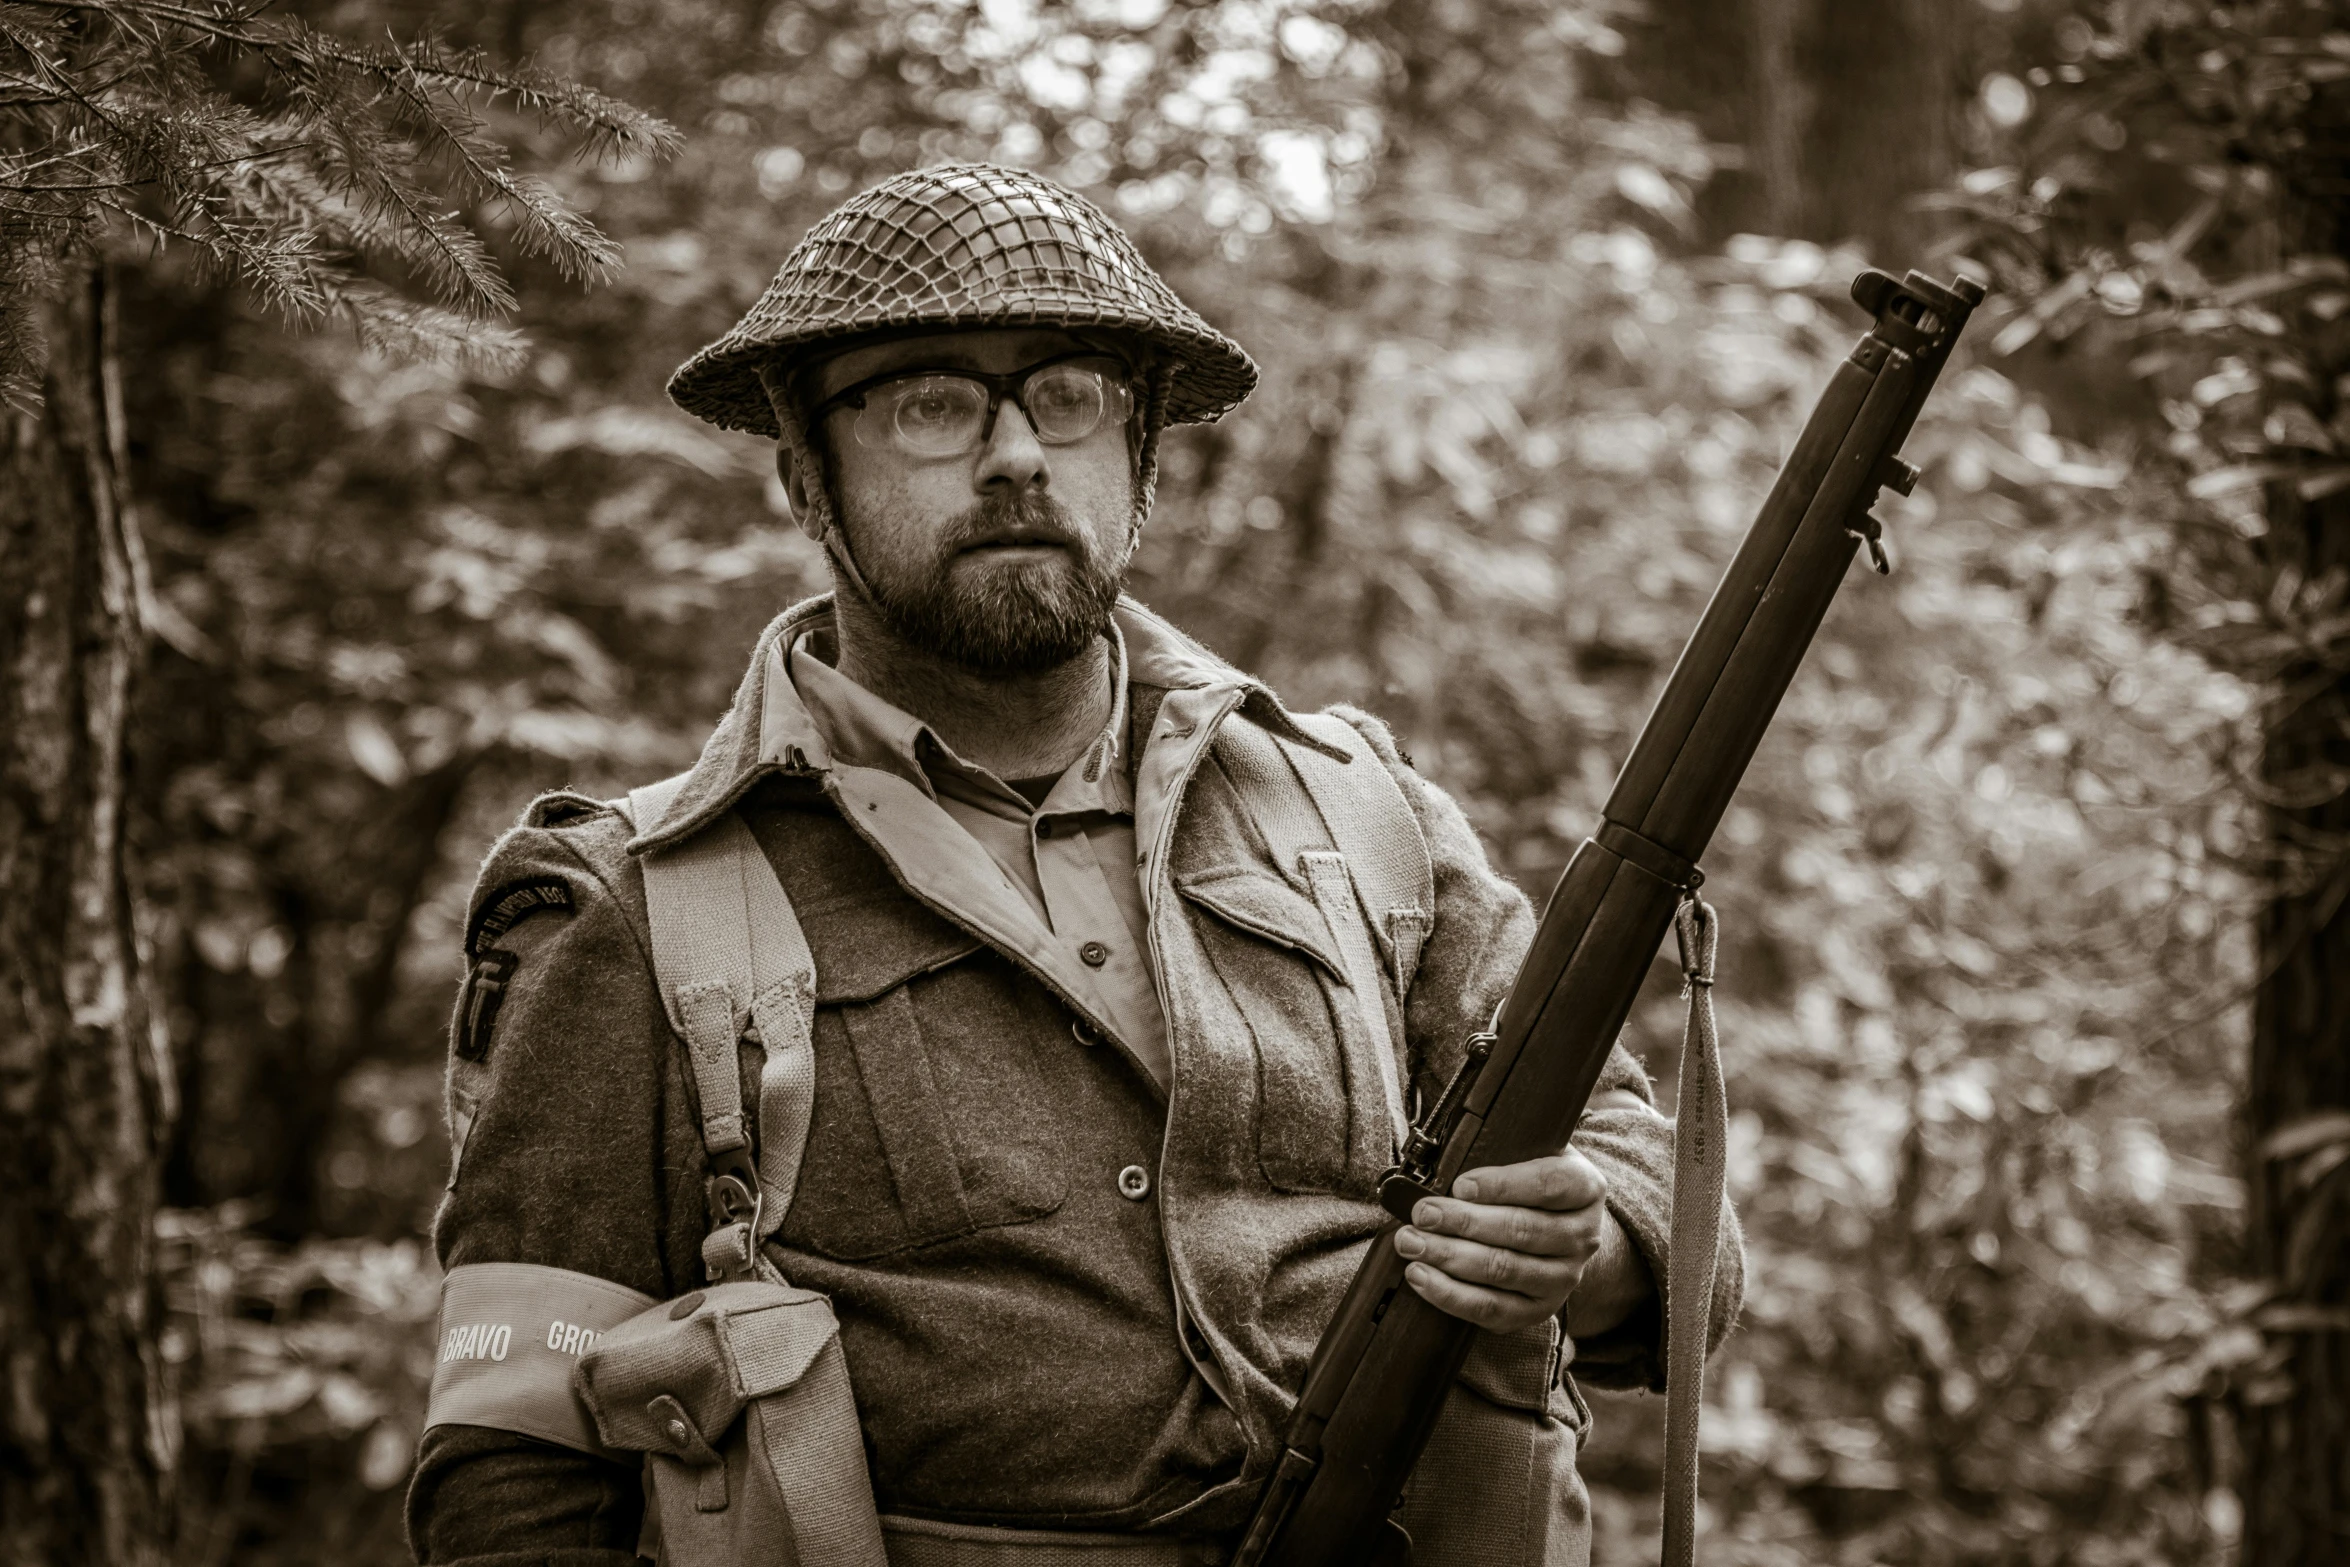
668 163 1259 439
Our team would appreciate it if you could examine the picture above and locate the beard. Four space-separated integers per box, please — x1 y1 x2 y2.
851 490 1128 675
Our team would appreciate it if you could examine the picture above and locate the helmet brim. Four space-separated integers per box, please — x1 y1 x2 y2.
666 164 1259 439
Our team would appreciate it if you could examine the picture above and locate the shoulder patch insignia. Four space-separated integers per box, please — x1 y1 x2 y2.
467 877 576 960
456 878 576 1066
454 950 518 1065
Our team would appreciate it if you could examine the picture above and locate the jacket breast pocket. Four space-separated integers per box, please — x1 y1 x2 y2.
1175 864 1396 1197
778 926 1069 1262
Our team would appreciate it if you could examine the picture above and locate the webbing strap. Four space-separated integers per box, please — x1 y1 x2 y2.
1661 895 1728 1567
426 1262 657 1459
749 1337 889 1565
628 775 819 1245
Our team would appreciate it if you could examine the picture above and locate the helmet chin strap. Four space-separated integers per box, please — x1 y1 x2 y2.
761 364 884 608
1129 358 1176 544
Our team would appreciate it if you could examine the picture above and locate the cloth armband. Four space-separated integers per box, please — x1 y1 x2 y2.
427 1262 658 1459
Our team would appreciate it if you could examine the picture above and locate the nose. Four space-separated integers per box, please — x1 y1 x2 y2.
975 397 1048 494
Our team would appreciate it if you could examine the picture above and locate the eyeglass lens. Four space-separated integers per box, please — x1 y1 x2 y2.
851 362 1132 457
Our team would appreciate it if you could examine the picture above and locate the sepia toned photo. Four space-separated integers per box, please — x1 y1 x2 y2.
3 3 2342 1565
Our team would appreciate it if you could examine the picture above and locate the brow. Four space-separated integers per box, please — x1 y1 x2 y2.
814 337 1106 399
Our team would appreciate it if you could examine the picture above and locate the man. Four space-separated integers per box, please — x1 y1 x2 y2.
409 164 1742 1566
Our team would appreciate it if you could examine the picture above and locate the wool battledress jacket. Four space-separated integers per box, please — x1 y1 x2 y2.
409 596 1745 1566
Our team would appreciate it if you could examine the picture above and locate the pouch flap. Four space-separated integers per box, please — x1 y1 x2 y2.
576 1279 823 1456
1172 864 1346 983
717 1294 842 1398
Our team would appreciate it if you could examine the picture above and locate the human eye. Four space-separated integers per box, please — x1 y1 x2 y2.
873 376 984 451
894 379 968 427
1025 365 1107 436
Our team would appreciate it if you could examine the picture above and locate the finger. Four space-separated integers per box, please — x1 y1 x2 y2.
1394 1226 1581 1302
1401 1258 1557 1335
1450 1149 1606 1212
1409 1195 1602 1260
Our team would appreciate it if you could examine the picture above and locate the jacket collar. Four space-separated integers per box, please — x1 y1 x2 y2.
627 591 1338 853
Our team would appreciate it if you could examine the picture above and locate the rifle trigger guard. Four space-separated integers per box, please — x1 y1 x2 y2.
1378 1171 1441 1226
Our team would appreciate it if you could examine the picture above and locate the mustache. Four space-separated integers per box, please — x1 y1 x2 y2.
938 491 1086 554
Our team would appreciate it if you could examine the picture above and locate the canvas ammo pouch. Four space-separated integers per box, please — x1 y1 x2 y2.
575 1278 882 1566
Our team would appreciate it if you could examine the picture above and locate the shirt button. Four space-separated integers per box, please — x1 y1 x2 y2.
1036 819 1053 839
1117 1164 1152 1201
1080 940 1111 967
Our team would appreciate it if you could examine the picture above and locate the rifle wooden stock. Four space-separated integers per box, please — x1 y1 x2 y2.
1231 268 1984 1567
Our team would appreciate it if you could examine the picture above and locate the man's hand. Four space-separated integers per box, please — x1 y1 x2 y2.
1394 1143 1652 1338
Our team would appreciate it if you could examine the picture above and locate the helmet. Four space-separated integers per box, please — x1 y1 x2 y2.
668 163 1259 437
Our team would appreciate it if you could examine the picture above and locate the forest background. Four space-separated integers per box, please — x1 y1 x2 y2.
5 0 2347 1563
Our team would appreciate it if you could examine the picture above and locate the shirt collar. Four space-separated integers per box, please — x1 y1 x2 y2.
784 617 1134 818
627 592 1339 854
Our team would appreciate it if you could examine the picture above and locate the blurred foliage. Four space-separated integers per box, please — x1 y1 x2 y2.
1933 1 2350 1553
159 1207 439 1567
1940 0 2350 746
93 0 2281 1563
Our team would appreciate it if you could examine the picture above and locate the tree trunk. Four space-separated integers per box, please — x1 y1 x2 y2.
1606 0 1973 258
2239 83 2350 1565
1747 0 1812 239
2243 487 2350 1565
0 262 173 1566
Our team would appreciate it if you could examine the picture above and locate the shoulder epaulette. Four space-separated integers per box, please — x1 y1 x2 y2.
523 790 614 830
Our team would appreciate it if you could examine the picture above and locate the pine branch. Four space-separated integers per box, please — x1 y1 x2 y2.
1 0 676 391
337 283 526 371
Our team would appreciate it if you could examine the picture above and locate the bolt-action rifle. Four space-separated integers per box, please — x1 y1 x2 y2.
1230 268 1985 1567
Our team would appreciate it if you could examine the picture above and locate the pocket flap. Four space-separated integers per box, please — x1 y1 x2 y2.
718 1295 842 1398
1174 864 1347 983
803 893 985 1005
576 1279 829 1455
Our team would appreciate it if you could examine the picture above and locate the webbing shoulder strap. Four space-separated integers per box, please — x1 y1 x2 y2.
622 774 818 1270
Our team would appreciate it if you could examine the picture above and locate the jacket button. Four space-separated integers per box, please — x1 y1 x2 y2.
1080 940 1110 967
1072 1020 1102 1048
1117 1164 1151 1201
666 1417 690 1444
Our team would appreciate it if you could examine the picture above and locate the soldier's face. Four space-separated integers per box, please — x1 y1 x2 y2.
790 328 1141 674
